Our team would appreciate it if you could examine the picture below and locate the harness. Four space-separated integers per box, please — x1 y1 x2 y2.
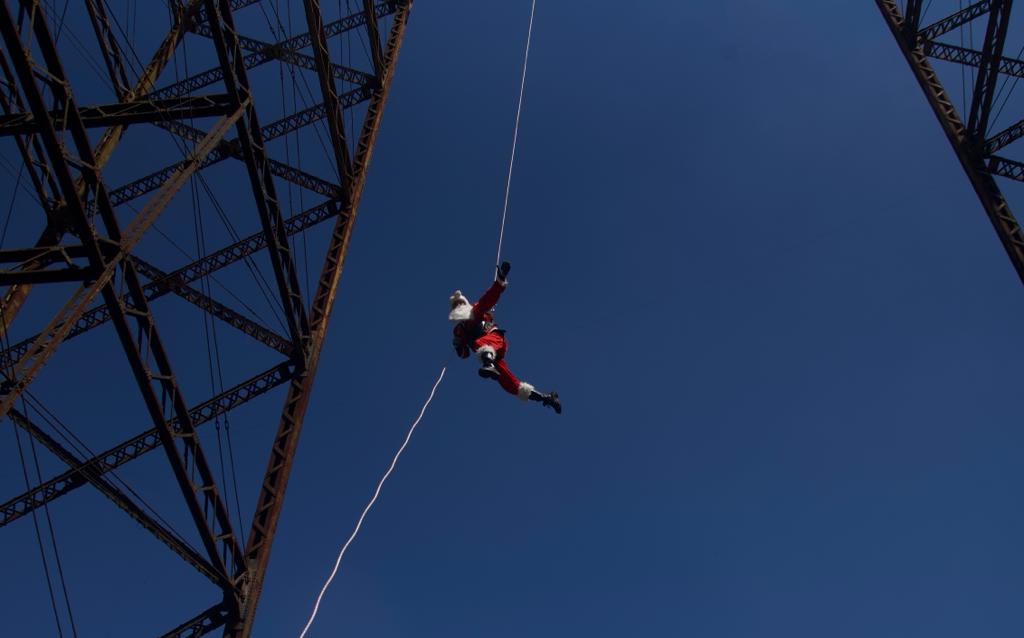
454 319 504 347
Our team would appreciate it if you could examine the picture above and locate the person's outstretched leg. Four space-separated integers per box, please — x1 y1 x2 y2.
474 333 505 380
496 359 562 415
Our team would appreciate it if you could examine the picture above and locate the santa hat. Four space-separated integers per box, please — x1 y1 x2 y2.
448 290 472 321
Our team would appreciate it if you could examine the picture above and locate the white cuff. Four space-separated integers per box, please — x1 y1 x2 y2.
476 345 497 361
517 382 535 401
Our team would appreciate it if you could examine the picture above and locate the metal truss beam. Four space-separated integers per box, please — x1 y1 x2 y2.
924 40 1024 78
0 199 341 372
0 0 245 600
918 0 994 40
227 4 413 634
190 0 261 28
130 256 293 355
189 22 373 86
8 408 224 586
303 0 354 196
985 117 1024 153
132 118 343 203
84 0 131 99
159 603 231 638
0 48 61 218
878 0 1024 282
202 0 311 354
0 94 235 136
149 2 398 102
0 0 200 338
0 0 412 633
1 361 294 528
965 0 1012 137
363 0 387 76
127 92 363 216
0 265 95 285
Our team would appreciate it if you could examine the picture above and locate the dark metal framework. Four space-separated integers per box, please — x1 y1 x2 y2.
0 0 412 635
878 0 1024 283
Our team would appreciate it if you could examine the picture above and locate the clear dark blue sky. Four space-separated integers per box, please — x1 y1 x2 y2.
3 1 1024 636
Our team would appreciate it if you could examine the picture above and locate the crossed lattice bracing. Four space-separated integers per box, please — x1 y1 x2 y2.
879 0 1024 283
0 1 411 636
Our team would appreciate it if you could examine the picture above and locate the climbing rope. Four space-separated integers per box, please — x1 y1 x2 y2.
495 0 537 266
299 367 447 638
299 3 538 635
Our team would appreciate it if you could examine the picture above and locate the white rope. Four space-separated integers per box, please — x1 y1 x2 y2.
298 366 447 638
495 0 537 266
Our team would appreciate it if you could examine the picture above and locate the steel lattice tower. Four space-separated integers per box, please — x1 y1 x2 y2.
0 1 411 635
879 0 1024 283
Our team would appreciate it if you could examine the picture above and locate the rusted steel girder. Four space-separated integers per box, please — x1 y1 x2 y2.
0 361 294 528
0 200 341 371
0 0 246 607
0 94 236 136
302 0 354 195
202 0 311 353
226 3 413 635
84 0 131 99
152 2 399 101
129 256 294 356
0 0 203 334
363 0 387 76
8 408 225 586
159 603 232 638
878 0 1024 284
189 22 373 86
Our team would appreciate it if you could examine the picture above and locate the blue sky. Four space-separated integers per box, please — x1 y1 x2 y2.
2 1 1024 636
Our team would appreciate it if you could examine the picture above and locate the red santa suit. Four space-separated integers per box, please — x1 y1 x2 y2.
449 280 535 400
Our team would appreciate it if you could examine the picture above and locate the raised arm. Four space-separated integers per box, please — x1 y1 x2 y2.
472 262 511 318
472 280 506 318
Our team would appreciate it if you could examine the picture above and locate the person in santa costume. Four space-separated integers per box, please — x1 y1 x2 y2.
449 261 561 414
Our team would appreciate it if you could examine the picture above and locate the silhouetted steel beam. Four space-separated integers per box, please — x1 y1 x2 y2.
0 266 95 285
8 408 225 587
363 0 386 77
84 0 130 99
149 2 398 101
0 94 235 136
130 256 294 356
303 0 354 195
917 0 993 40
0 0 245 600
0 0 200 339
227 4 413 634
0 244 93 263
966 1 1012 138
0 200 341 372
203 0 311 353
986 155 1024 180
0 48 61 217
878 0 1024 282
985 117 1024 153
924 40 1024 77
0 361 294 528
159 602 231 638
903 0 923 35
189 23 373 86
189 0 261 28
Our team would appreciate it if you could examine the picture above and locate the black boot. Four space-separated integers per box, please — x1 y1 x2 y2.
529 390 561 414
478 350 499 380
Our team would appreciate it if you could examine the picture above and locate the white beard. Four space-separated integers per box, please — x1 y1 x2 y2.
448 304 472 322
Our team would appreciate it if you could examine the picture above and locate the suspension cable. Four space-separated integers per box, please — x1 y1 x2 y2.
299 367 447 638
495 0 537 266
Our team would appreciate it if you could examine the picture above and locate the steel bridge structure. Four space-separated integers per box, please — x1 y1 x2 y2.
878 0 1024 283
0 0 411 635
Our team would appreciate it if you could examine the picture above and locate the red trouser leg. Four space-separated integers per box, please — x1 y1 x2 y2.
474 332 521 396
494 358 521 396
